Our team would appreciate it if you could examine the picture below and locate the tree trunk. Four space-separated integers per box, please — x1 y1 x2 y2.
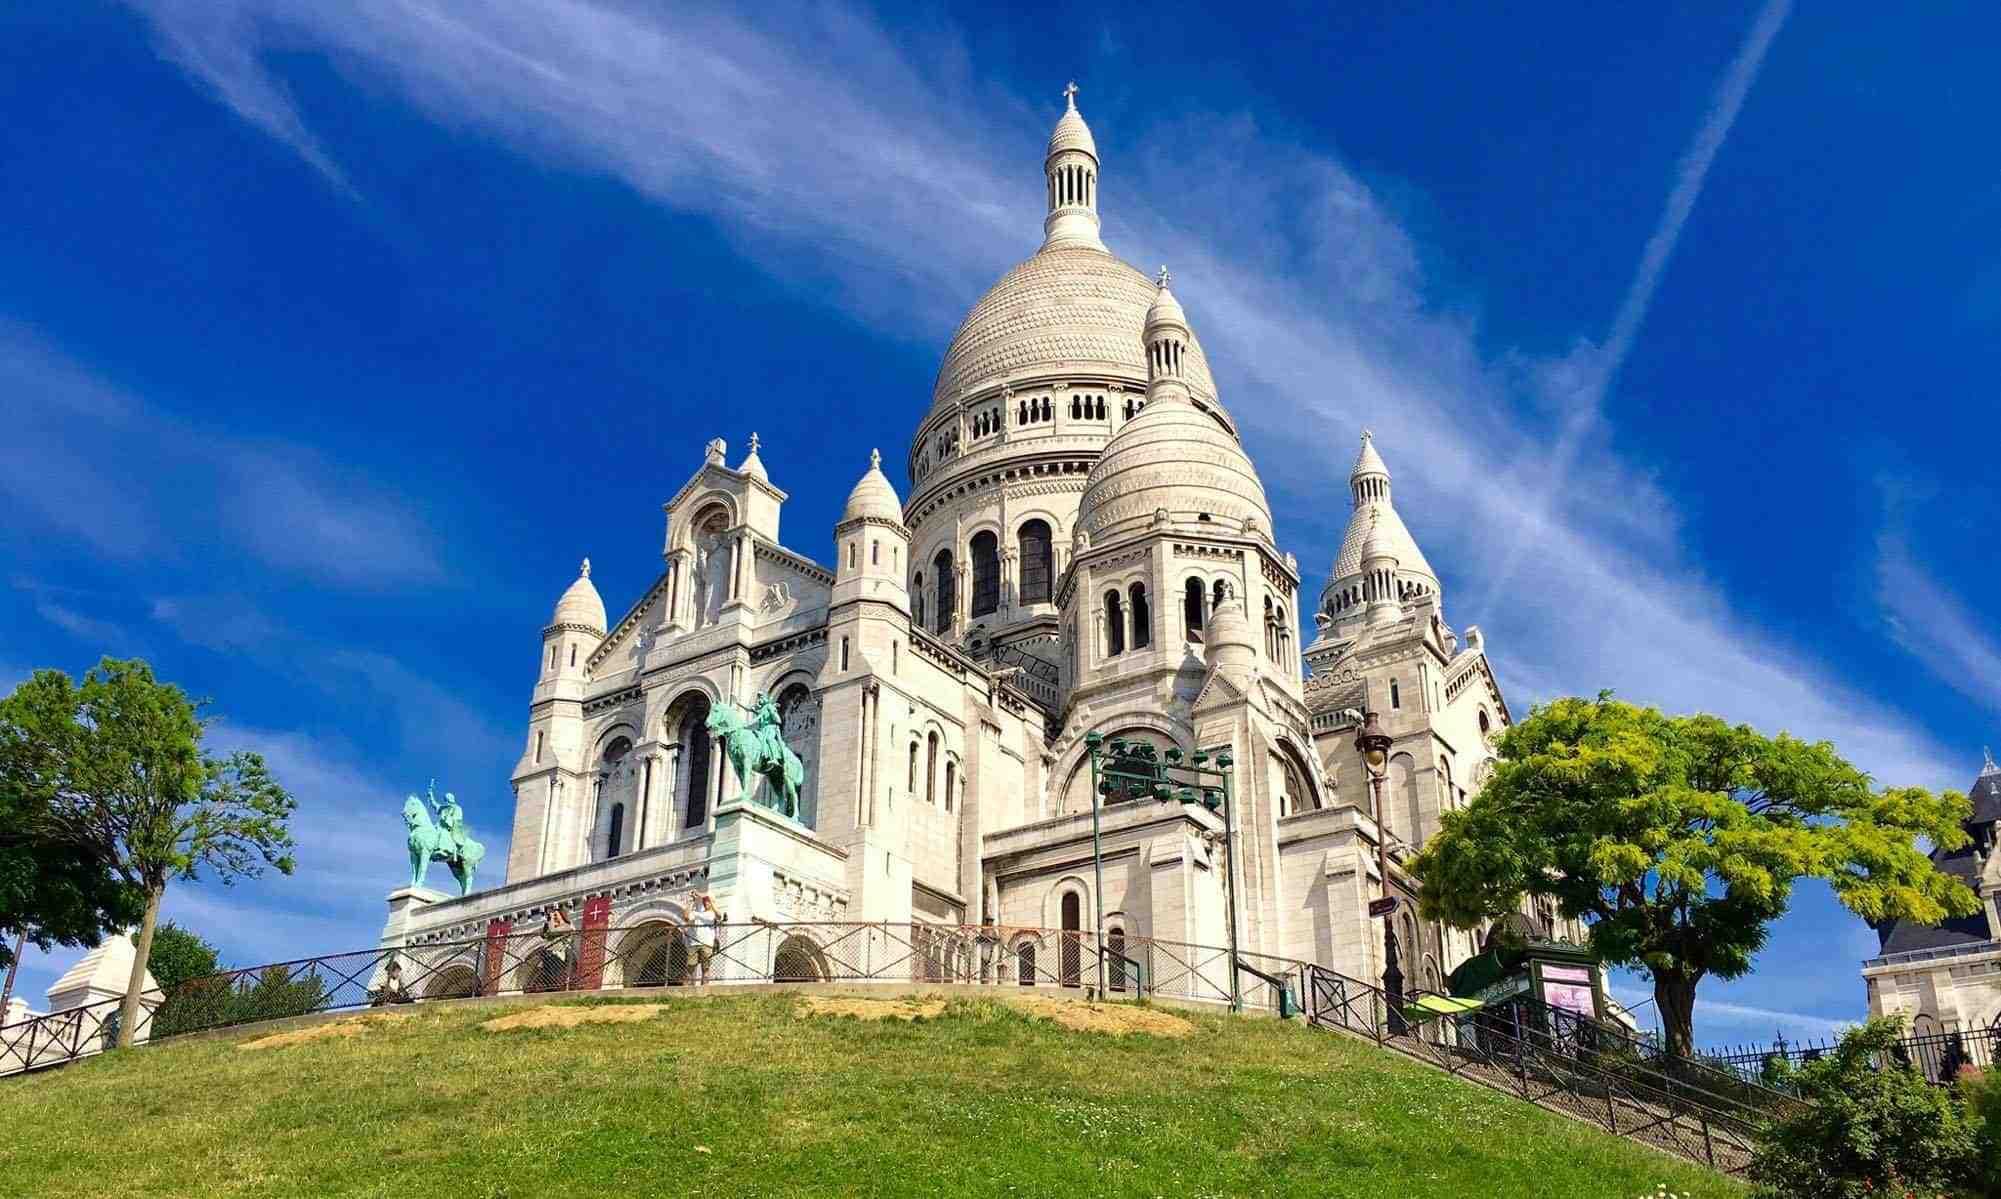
1654 970 1701 1059
117 885 163 1050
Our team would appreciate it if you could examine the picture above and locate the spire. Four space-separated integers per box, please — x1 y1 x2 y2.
737 431 768 481
1984 747 1999 778
1351 431 1391 505
1142 269 1193 402
1042 80 1103 251
580 557 591 579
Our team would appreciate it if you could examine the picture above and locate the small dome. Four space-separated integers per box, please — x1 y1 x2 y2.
1047 86 1098 159
551 558 607 631
1078 396 1272 542
840 449 904 525
737 432 768 482
1144 271 1188 334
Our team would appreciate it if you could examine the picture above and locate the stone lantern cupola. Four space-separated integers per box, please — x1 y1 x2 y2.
541 558 607 690
832 449 910 613
1043 81 1102 251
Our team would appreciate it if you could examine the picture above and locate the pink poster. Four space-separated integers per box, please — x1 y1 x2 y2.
1540 964 1595 1018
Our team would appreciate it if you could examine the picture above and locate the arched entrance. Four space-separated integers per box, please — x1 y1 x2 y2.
1060 891 1082 988
618 920 689 988
772 936 829 982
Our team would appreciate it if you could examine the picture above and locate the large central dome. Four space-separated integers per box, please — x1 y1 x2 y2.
927 246 1219 414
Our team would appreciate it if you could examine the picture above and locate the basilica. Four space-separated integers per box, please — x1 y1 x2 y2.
378 90 1519 998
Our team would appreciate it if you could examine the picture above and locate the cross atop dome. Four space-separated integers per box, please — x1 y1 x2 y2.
580 557 591 579
1063 80 1079 108
1155 265 1171 289
1984 746 1999 778
870 448 881 470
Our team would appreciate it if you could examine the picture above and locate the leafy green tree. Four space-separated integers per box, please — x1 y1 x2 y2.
145 921 220 992
1409 695 1976 1056
0 677 147 975
8 659 296 1047
1749 1017 1978 1198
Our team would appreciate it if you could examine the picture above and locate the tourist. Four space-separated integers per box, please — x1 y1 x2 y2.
690 893 723 985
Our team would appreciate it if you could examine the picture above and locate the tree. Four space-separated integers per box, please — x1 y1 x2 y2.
0 675 147 977
145 921 220 992
11 659 296 1047
1749 1017 1978 1198
1409 695 1976 1056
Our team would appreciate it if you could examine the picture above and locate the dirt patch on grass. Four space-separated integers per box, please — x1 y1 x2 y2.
482 1003 669 1032
798 996 947 1022
238 1012 408 1051
1007 996 1193 1038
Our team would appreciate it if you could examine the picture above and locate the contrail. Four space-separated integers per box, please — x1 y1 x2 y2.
1483 0 1792 606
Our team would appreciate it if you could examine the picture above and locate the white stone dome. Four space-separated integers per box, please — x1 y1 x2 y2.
1048 103 1098 159
841 449 904 525
1078 396 1272 542
551 559 607 631
926 247 1220 416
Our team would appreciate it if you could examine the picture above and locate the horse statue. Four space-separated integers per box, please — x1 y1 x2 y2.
707 692 805 819
404 783 486 896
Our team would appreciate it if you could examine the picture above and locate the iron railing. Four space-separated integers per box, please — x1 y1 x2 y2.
1708 1020 2001 1087
0 921 1786 1178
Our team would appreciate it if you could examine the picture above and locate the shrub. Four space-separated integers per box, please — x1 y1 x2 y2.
1967 1070 2001 1195
1748 1017 1977 1198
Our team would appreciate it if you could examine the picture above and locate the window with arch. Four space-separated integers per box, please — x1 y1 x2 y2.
840 637 850 671
932 549 955 633
1107 925 1127 992
1478 708 1492 736
1390 678 1401 709
1128 583 1151 650
1018 520 1053 605
1103 590 1126 656
908 740 919 796
547 645 556 671
534 730 544 763
912 572 926 629
673 699 715 830
1264 595 1276 658
970 531 1000 617
1059 891 1083 987
568 644 577 668
1213 578 1229 609
607 802 625 858
944 759 956 812
1275 746 1317 817
1184 577 1206 638
926 732 940 804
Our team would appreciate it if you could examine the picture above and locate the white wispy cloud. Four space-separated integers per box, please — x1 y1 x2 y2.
119 0 1960 800
0 322 442 589
1878 530 2001 722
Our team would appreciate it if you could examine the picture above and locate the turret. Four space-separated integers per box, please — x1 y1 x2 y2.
832 450 909 612
540 558 607 691
1142 267 1193 406
1360 513 1402 626
1042 81 1103 250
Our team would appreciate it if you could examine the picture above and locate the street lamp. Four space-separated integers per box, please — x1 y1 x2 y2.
1084 735 1240 1010
1355 709 1405 1033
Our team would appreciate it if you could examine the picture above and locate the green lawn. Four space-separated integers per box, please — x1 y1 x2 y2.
0 992 1743 1198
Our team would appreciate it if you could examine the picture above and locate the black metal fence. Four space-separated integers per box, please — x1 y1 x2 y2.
0 921 1790 1177
1707 1020 2001 1087
0 922 1310 1078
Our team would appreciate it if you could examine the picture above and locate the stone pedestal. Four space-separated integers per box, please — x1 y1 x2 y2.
707 801 849 924
374 886 450 994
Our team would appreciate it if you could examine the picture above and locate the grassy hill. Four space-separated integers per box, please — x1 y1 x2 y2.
0 990 1744 1198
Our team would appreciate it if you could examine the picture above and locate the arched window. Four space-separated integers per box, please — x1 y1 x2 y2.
1213 578 1229 609
970 531 1000 617
1276 746 1316 817
1107 926 1127 993
908 740 919 796
912 572 925 629
944 759 956 812
1018 520 1053 605
607 802 625 858
932 549 955 633
676 700 714 830
1184 577 1206 638
1059 892 1082 987
926 732 940 804
1390 678 1402 710
534 731 544 763
1478 708 1492 735
1264 595 1276 658
1016 939 1036 986
1103 590 1125 656
1128 583 1151 649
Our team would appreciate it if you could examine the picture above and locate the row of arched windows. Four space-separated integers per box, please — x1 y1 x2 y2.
1102 584 1152 656
917 519 1056 633
1050 162 1094 209
1183 577 1230 639
972 407 1003 438
1069 393 1108 420
905 730 958 810
1017 396 1052 426
1262 595 1294 662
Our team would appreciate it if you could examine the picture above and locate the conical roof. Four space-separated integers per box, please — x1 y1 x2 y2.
1047 84 1098 159
551 559 607 631
1328 436 1438 590
840 449 904 525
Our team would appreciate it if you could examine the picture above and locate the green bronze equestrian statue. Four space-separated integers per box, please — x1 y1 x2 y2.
707 692 805 819
404 780 486 895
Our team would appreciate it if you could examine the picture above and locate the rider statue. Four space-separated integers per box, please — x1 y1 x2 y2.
749 692 786 766
426 780 467 858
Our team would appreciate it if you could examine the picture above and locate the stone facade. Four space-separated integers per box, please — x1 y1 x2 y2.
1862 752 2001 1033
378 91 1551 993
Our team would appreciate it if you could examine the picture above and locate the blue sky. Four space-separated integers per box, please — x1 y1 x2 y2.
3 2 1997 1048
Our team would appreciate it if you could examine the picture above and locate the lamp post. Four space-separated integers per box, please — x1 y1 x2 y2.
1355 709 1405 1033
1086 736 1240 1011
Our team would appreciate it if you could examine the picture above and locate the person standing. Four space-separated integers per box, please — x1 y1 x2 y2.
689 894 723 985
